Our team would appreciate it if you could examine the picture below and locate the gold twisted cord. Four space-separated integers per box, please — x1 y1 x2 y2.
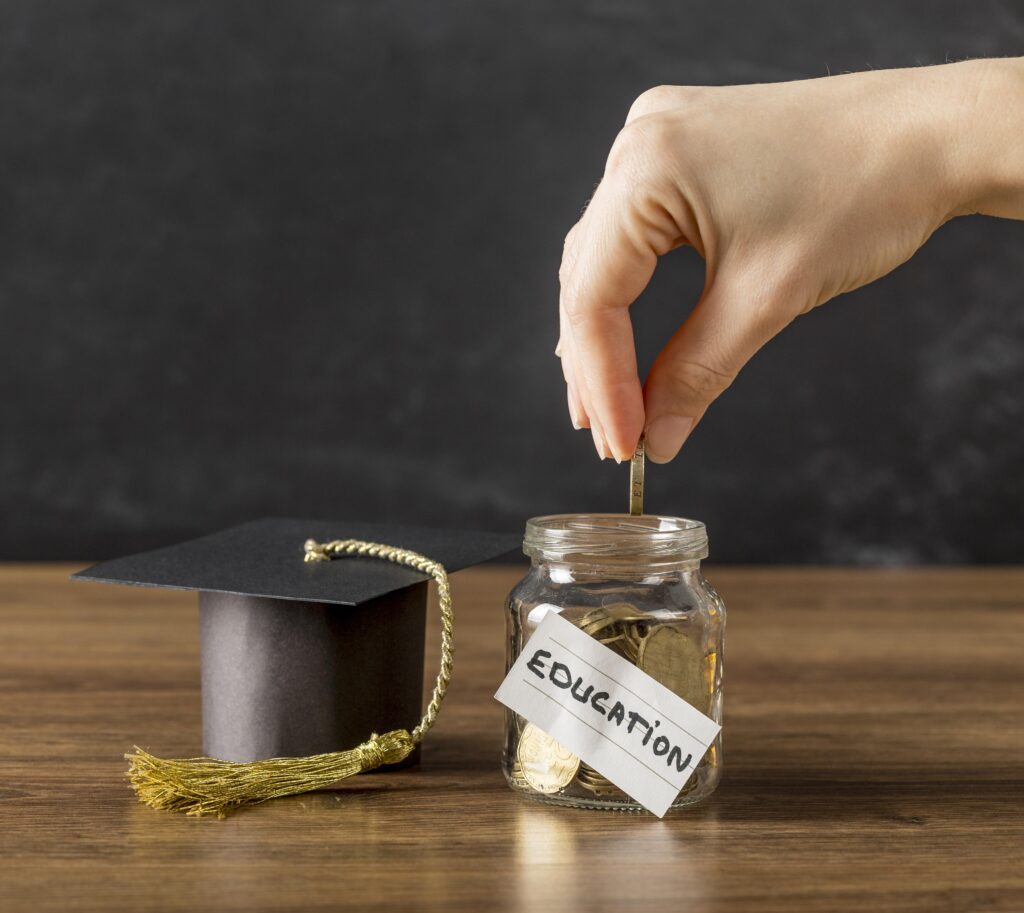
303 537 452 744
124 538 454 816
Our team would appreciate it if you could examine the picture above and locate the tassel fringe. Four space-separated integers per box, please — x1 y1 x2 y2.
126 729 416 817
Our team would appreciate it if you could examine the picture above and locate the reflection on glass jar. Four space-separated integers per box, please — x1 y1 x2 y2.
502 514 725 811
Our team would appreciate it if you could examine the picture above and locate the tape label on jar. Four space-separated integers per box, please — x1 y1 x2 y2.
495 610 720 817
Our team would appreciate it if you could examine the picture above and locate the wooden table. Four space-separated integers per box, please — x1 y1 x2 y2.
1 565 1022 912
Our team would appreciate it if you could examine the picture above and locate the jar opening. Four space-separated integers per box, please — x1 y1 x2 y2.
524 513 708 569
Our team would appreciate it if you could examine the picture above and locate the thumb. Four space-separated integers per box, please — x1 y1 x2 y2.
644 269 795 463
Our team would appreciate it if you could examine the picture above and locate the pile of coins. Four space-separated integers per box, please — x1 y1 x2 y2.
574 603 708 704
510 605 715 800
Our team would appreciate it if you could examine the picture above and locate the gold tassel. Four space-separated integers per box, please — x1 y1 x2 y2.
124 539 453 817
125 729 415 818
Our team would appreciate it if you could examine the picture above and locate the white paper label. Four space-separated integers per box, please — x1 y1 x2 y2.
494 610 720 817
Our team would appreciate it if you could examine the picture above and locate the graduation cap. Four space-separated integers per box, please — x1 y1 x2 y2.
73 517 519 816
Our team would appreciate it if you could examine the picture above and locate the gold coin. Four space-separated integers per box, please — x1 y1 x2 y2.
596 630 626 650
607 631 639 663
603 602 648 624
507 761 532 790
629 433 645 516
517 723 580 794
577 763 619 795
596 628 639 664
619 622 645 661
574 605 649 664
578 607 614 632
582 614 623 642
576 603 645 631
703 651 718 694
637 625 706 707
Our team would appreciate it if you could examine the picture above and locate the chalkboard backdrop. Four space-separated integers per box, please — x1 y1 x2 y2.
3 1 1022 562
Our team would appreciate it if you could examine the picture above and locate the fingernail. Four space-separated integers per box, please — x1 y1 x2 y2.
591 424 608 460
566 383 582 430
555 339 563 358
611 441 634 463
646 415 694 463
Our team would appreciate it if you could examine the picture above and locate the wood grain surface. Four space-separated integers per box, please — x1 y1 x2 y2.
1 564 1022 912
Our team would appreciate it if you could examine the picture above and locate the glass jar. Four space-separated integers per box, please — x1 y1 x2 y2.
502 514 725 811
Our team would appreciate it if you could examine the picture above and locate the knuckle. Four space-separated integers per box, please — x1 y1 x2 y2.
607 116 675 175
606 122 644 172
562 282 608 324
562 222 580 251
627 84 682 122
561 226 578 261
602 110 684 176
558 229 578 284
665 358 735 404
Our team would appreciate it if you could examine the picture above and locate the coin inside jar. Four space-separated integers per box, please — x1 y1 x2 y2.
637 625 706 708
576 763 620 796
516 722 580 794
576 607 619 639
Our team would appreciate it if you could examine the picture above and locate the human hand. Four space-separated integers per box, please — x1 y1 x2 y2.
557 58 1024 462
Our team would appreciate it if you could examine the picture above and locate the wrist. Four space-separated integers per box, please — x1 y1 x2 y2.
945 58 1024 220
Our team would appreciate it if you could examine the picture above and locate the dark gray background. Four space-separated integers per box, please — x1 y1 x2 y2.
3 1 1022 562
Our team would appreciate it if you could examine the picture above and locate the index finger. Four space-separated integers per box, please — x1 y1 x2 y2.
559 178 656 461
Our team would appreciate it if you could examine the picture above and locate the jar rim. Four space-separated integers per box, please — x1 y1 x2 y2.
524 513 708 566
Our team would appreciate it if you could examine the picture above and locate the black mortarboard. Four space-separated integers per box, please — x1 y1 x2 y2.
73 518 519 769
